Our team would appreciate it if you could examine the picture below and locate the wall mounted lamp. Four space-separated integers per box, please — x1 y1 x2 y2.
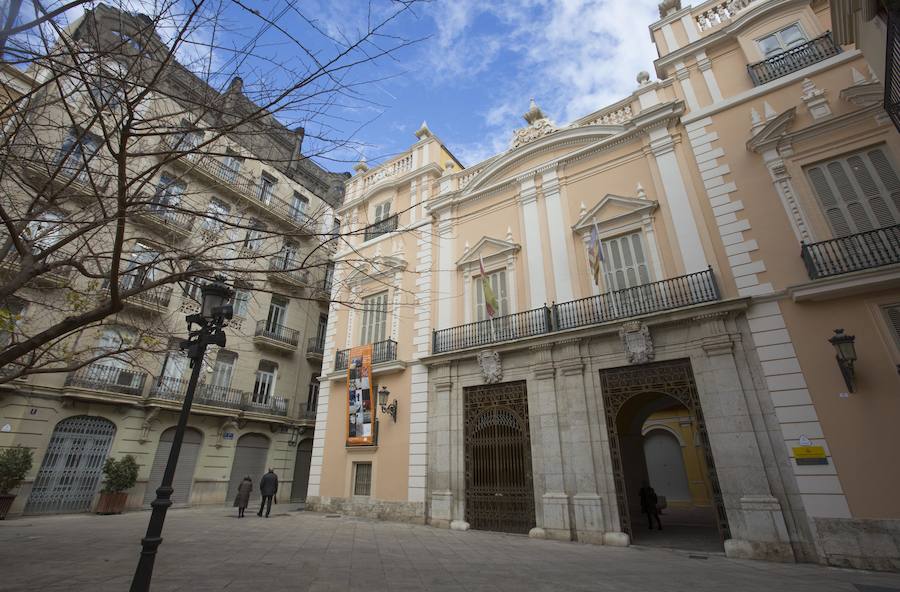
378 385 398 422
828 328 857 393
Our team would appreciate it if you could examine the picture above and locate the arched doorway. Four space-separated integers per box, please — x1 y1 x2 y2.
227 433 270 506
291 438 313 503
600 359 727 551
463 380 535 535
144 427 203 506
25 415 116 514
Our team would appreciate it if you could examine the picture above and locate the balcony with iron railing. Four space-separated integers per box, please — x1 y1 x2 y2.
267 258 311 288
747 32 841 86
115 275 173 313
800 225 900 280
432 268 721 354
306 336 325 362
334 339 398 371
148 377 288 416
134 202 195 239
65 363 148 397
363 214 399 242
158 138 311 233
253 320 300 352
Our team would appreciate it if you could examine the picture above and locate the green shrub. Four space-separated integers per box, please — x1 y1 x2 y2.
0 446 34 495
102 455 139 493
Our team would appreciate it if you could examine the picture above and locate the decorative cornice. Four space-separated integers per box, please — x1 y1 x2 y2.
746 107 796 153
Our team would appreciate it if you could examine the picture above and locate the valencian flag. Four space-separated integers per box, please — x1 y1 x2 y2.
588 224 604 285
479 257 499 318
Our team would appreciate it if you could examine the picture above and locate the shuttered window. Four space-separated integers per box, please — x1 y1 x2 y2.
805 146 900 237
883 304 900 352
373 201 391 223
360 291 387 345
353 462 372 496
602 231 652 292
475 269 510 321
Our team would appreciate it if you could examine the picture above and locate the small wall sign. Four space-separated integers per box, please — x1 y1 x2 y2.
0 424 11 432
29 408 38 415
223 432 235 440
793 445 828 466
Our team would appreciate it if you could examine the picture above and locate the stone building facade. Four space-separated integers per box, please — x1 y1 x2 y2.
314 0 898 570
0 5 344 516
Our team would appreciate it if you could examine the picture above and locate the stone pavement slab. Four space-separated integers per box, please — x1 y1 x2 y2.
1 507 900 592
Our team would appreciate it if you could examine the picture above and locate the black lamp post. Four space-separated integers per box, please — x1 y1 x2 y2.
828 328 857 393
130 276 232 592
377 385 398 422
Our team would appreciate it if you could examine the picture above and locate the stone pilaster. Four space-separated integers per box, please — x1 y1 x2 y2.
428 364 454 528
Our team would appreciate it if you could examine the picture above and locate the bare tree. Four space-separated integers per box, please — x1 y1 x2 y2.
0 0 423 384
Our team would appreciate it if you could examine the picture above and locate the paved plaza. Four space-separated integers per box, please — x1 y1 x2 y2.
2 506 900 592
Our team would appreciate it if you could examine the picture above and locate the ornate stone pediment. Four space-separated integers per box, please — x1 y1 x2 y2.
477 349 503 384
572 193 658 235
620 321 654 365
746 106 796 153
510 99 558 149
344 255 407 285
456 236 520 269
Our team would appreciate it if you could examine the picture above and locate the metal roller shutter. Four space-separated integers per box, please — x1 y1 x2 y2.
227 434 270 505
143 427 203 506
290 439 313 502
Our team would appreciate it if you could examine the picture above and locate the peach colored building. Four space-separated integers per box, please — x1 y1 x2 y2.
308 0 900 570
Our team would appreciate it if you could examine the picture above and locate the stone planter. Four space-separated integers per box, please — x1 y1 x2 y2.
96 491 128 515
0 494 15 519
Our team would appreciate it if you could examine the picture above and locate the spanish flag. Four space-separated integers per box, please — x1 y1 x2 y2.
588 224 604 285
479 257 499 318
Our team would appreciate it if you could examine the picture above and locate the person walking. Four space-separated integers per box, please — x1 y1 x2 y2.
257 468 278 518
639 481 663 531
233 476 252 518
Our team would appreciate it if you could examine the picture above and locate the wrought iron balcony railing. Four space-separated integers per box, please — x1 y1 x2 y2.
140 203 195 234
267 258 310 284
432 268 720 354
149 378 287 415
334 338 398 371
307 336 325 356
800 225 900 280
254 320 300 347
747 32 840 86
363 214 399 241
65 363 147 396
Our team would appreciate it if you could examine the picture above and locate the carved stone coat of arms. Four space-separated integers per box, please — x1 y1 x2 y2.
477 350 503 384
620 321 654 365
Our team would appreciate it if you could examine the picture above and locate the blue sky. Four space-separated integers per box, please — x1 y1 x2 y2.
20 0 663 171
329 0 664 170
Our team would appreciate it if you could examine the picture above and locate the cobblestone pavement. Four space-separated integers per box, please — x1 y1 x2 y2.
2 506 900 592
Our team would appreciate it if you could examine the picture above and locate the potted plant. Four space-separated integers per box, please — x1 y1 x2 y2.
0 445 34 519
96 455 138 514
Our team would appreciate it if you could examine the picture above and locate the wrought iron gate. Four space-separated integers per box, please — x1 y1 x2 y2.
599 359 730 539
464 380 535 534
25 415 116 514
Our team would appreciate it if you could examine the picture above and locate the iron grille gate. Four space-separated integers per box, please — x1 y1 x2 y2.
464 380 536 534
599 360 730 540
25 415 116 514
887 8 900 132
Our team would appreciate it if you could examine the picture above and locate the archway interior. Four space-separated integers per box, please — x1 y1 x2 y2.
615 391 722 552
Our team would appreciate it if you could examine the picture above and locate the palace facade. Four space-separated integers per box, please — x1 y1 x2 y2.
309 0 900 570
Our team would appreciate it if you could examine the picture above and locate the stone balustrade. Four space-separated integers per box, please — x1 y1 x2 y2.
693 0 754 31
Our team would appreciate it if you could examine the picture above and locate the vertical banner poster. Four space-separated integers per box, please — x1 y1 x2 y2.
346 344 374 445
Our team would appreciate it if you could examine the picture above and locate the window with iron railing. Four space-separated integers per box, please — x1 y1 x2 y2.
353 462 372 495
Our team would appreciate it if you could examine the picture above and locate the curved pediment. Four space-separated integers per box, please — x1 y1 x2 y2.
461 124 627 195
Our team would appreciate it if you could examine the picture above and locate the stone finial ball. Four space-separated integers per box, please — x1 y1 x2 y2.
636 71 651 84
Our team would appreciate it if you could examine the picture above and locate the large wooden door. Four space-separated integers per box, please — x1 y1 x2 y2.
464 380 535 534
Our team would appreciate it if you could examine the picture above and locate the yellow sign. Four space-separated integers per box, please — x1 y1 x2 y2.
793 446 828 465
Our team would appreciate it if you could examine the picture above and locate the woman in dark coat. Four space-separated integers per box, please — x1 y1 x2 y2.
234 476 252 517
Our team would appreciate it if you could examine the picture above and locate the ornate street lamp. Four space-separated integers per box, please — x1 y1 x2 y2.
130 276 232 592
377 385 398 422
828 328 857 393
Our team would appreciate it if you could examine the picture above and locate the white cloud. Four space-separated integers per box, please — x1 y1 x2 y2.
423 0 661 165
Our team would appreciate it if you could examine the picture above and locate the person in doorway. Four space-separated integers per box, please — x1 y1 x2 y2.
639 481 663 531
257 468 278 517
234 476 252 518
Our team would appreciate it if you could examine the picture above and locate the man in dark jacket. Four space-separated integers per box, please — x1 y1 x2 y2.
639 481 662 530
257 468 278 518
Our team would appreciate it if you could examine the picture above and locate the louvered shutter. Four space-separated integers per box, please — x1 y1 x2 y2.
806 147 900 236
602 232 651 291
361 292 387 344
475 269 509 321
884 304 900 351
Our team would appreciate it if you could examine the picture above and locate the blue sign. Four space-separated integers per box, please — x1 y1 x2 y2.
223 432 235 440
